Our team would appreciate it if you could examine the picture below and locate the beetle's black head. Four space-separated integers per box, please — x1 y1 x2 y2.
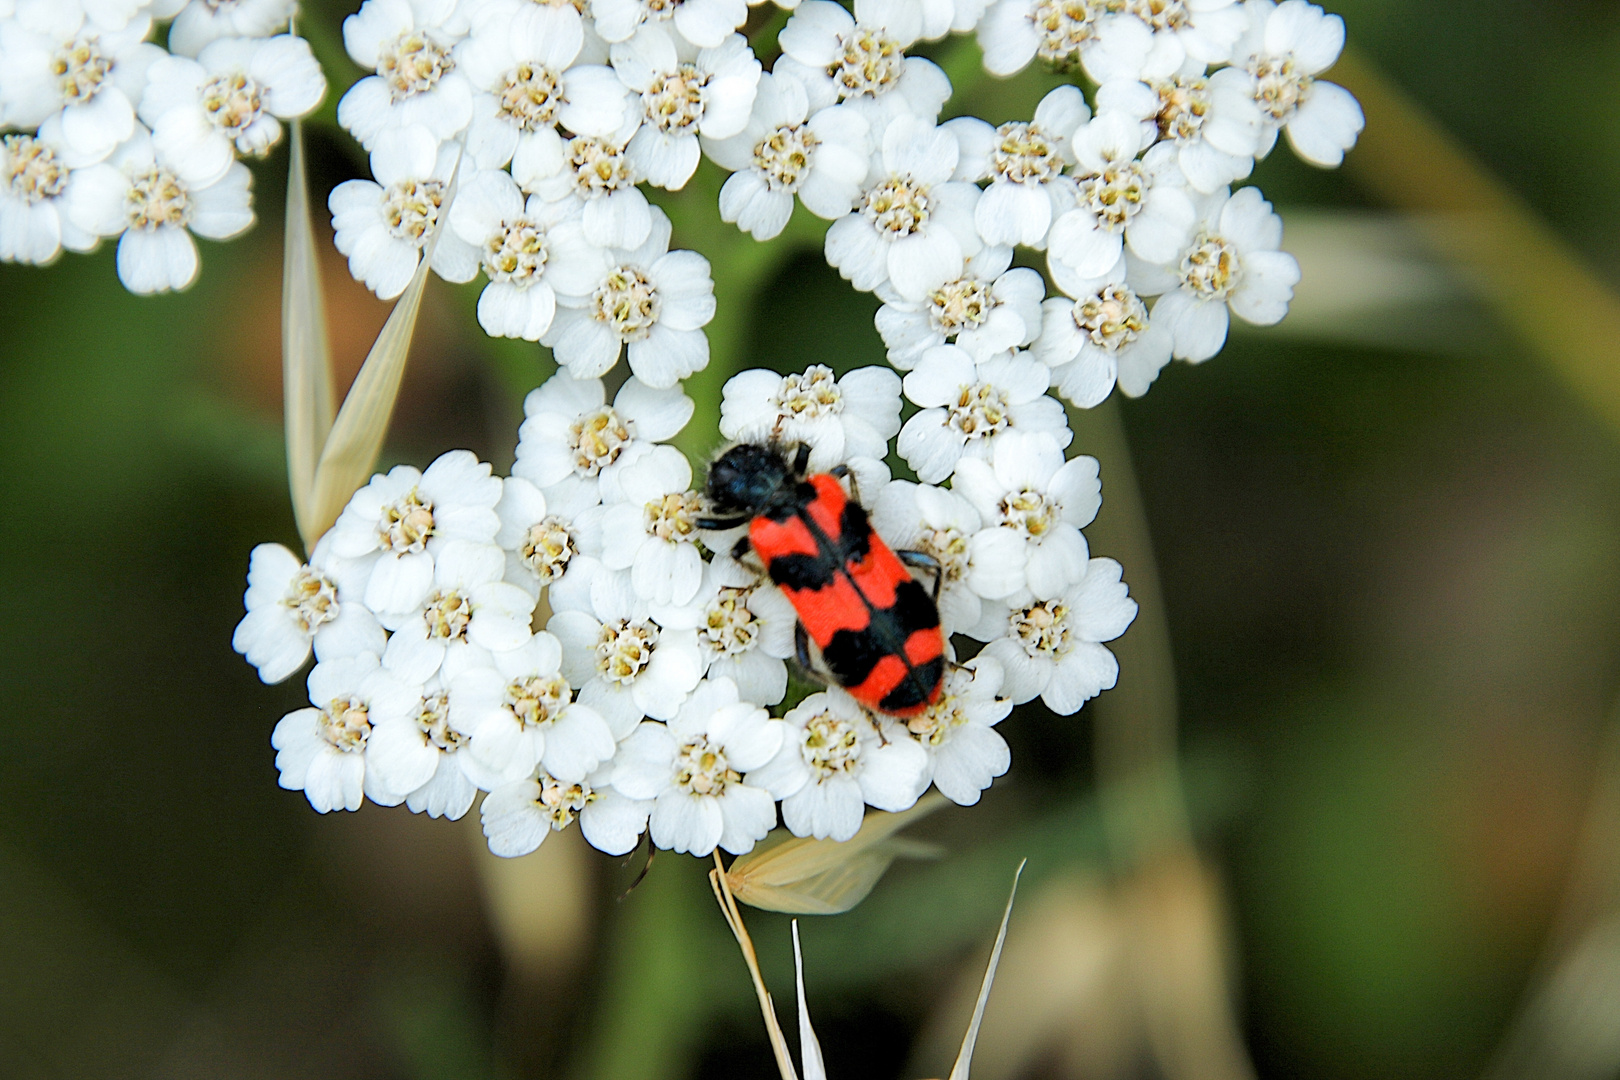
705 442 801 517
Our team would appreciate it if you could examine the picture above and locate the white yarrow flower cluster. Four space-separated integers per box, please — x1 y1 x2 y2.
0 0 324 288
230 0 1365 864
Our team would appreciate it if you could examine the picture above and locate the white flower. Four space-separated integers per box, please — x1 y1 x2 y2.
868 479 1026 633
719 363 901 473
1045 113 1195 282
702 72 871 241
611 24 760 190
1235 0 1363 168
449 631 617 787
482 763 653 856
599 444 706 606
0 11 162 161
495 474 604 598
326 448 504 615
825 114 982 301
1126 0 1249 79
1128 185 1300 362
167 0 297 57
898 656 1010 805
512 369 694 505
1034 256 1173 404
690 555 797 706
979 557 1137 714
456 3 629 170
368 678 483 819
330 125 481 300
380 539 536 683
774 0 950 139
544 205 715 387
897 346 1069 484
1095 71 1264 194
950 431 1101 602
515 115 654 249
548 558 705 733
611 677 787 855
976 0 1152 82
874 248 1044 368
232 540 386 684
448 168 610 341
338 0 474 150
947 84 1090 248
0 119 100 265
271 652 422 813
918 0 990 39
139 35 326 188
591 0 746 50
747 688 927 841
65 127 255 294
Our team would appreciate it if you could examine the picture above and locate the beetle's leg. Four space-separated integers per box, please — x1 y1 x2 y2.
795 620 814 670
731 535 752 561
792 441 812 475
898 549 943 601
695 514 751 531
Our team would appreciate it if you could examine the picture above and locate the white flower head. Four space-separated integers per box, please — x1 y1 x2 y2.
868 479 1026 633
544 206 716 387
1095 70 1264 194
874 248 1045 369
456 3 630 170
338 0 474 150
0 11 162 161
774 0 950 139
900 656 1011 805
979 557 1137 714
591 0 747 51
1035 255 1173 404
139 34 326 187
611 676 787 855
703 72 871 242
495 473 604 598
897 346 1070 483
482 761 654 856
718 363 901 473
975 0 1152 82
747 687 928 841
233 539 386 684
948 84 1090 248
598 444 708 606
167 0 297 57
548 557 705 734
450 631 616 787
515 114 654 250
271 652 422 813
1130 184 1300 363
329 125 480 300
371 677 483 819
513 369 694 504
951 431 1102 602
689 555 797 705
1046 113 1195 283
611 24 761 191
379 539 537 682
65 127 255 294
0 118 100 265
326 448 504 615
1126 0 1249 79
825 114 983 301
448 168 611 341
1236 0 1363 167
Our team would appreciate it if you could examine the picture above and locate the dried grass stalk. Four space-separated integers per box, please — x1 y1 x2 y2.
281 119 334 553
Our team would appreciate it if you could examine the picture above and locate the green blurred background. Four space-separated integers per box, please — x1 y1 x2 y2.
6 0 1620 1077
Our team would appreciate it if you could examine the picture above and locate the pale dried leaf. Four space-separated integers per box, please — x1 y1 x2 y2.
306 150 462 540
281 119 334 553
792 921 827 1080
726 794 947 915
948 860 1025 1080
